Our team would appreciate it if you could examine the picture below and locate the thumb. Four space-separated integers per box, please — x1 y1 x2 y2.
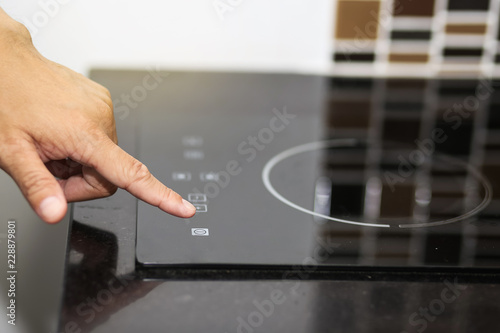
0 140 67 223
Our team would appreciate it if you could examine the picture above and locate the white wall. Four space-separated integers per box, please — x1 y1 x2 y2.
0 0 332 75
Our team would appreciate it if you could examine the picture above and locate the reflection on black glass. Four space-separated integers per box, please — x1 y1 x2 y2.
60 222 161 333
310 78 500 267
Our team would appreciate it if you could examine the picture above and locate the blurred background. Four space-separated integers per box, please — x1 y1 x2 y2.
0 0 331 75
1 0 499 78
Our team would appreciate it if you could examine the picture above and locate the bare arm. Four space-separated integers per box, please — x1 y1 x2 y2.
0 8 195 223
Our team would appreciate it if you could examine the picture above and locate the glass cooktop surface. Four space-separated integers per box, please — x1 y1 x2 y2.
135 73 500 270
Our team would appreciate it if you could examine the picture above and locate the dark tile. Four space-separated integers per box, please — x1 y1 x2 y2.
330 184 365 217
447 0 490 11
482 165 500 198
329 78 374 90
433 119 473 155
382 119 421 144
438 80 479 95
384 102 425 112
443 48 483 57
488 105 500 129
334 52 375 62
391 30 432 40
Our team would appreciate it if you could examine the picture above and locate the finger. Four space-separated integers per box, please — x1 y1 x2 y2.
58 166 117 202
76 137 196 218
98 101 117 144
109 119 118 144
0 141 67 223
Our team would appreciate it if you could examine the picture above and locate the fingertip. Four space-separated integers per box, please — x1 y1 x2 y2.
38 195 67 224
182 199 197 218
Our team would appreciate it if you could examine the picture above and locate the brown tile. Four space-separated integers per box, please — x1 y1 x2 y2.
380 185 415 218
482 165 500 198
386 79 427 89
446 24 487 34
394 0 435 17
335 1 381 40
382 119 421 145
327 100 371 128
438 69 482 77
389 53 429 63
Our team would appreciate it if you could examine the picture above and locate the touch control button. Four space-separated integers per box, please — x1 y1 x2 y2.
184 150 205 160
188 194 207 202
194 204 208 213
200 172 219 182
182 136 204 147
172 172 191 181
191 228 209 236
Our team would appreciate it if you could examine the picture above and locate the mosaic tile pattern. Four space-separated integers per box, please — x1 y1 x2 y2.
331 0 500 77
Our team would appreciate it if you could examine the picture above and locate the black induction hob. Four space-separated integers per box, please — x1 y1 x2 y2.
134 72 500 271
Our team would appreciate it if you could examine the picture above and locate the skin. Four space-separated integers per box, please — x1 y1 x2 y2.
0 8 196 223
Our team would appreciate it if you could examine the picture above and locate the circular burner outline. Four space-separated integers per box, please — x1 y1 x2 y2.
262 139 492 229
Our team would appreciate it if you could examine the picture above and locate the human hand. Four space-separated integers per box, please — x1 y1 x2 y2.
0 11 196 223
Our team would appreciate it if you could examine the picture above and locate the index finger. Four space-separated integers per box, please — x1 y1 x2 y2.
76 136 196 218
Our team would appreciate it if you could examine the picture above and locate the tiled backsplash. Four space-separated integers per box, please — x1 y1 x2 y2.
331 0 500 77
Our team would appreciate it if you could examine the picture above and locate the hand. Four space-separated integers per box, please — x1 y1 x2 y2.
0 11 196 223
